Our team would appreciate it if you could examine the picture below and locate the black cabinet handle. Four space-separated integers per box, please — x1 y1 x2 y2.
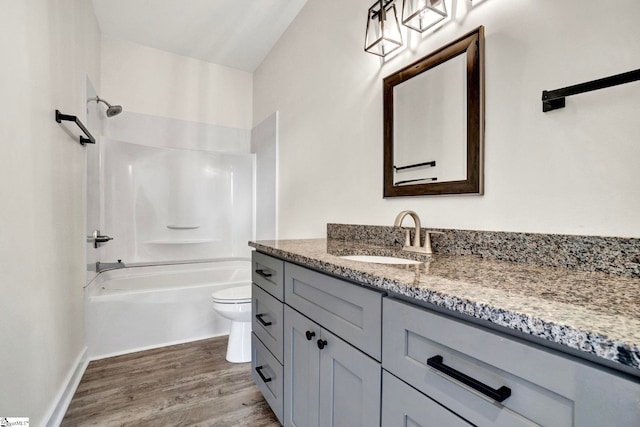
305 330 316 341
317 339 328 350
255 269 272 278
255 365 272 383
427 355 511 402
255 313 272 327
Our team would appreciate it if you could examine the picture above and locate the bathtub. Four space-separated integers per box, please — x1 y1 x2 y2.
85 259 250 359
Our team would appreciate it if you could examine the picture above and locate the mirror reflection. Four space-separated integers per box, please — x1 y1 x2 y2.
393 54 467 185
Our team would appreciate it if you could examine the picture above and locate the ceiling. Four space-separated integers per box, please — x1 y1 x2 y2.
91 0 308 72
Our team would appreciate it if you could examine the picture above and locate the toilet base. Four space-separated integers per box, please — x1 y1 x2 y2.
225 320 251 363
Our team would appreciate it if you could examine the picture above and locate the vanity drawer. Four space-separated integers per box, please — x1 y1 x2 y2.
383 298 640 427
252 251 284 301
384 298 570 427
252 283 284 363
382 370 472 427
284 262 383 360
251 333 284 424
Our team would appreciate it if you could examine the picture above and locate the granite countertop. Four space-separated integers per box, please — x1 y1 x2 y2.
250 238 640 375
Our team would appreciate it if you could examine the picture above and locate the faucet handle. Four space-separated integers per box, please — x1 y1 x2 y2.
87 229 114 248
422 230 445 254
424 231 433 255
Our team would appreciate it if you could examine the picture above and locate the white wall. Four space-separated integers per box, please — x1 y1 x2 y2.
101 37 253 129
0 0 101 424
254 0 640 239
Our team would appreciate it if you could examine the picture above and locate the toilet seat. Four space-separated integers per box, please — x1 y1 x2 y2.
211 284 252 304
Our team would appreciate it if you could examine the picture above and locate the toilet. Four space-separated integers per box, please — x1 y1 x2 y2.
211 283 252 363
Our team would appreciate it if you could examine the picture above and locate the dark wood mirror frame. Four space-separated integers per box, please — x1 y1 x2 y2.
383 26 484 197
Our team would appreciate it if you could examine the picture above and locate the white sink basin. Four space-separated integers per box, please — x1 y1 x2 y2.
339 255 421 265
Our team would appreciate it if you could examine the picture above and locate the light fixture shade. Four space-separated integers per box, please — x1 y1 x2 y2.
402 0 447 33
365 0 403 57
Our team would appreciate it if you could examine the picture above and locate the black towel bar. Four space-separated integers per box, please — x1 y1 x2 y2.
394 177 438 186
542 68 640 112
55 109 96 145
393 160 436 171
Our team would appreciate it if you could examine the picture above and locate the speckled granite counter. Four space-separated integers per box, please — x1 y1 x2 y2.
249 238 640 376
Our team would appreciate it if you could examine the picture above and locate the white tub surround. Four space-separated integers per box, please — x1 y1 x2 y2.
100 137 253 264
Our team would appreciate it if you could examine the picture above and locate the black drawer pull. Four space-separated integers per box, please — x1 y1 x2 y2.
317 339 328 350
306 330 316 341
255 313 272 327
255 365 272 383
255 269 272 278
427 355 511 402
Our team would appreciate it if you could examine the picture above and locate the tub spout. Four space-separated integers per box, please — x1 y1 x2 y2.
96 260 125 273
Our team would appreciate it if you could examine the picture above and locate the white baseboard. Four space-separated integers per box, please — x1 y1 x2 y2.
42 346 89 427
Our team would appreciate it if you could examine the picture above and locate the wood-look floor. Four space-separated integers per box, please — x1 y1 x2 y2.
61 337 280 427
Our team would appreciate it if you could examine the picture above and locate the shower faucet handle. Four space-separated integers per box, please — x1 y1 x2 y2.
88 230 114 248
95 234 113 243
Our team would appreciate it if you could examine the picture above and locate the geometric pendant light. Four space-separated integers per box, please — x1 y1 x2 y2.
402 0 448 33
364 0 403 57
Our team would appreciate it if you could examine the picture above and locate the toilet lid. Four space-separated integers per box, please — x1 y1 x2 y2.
211 284 252 303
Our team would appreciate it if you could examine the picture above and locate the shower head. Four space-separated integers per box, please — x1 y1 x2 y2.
91 96 123 118
105 104 122 117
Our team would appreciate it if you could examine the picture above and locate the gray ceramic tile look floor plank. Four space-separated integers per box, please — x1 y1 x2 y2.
61 336 280 427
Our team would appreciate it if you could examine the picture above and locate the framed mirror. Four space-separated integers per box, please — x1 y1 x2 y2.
383 26 484 197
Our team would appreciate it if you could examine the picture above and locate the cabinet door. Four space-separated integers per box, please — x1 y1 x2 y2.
284 306 321 427
382 371 472 427
318 328 381 427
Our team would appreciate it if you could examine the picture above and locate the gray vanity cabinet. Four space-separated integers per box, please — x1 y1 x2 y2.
284 305 381 427
252 252 383 426
252 249 640 427
382 297 640 427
